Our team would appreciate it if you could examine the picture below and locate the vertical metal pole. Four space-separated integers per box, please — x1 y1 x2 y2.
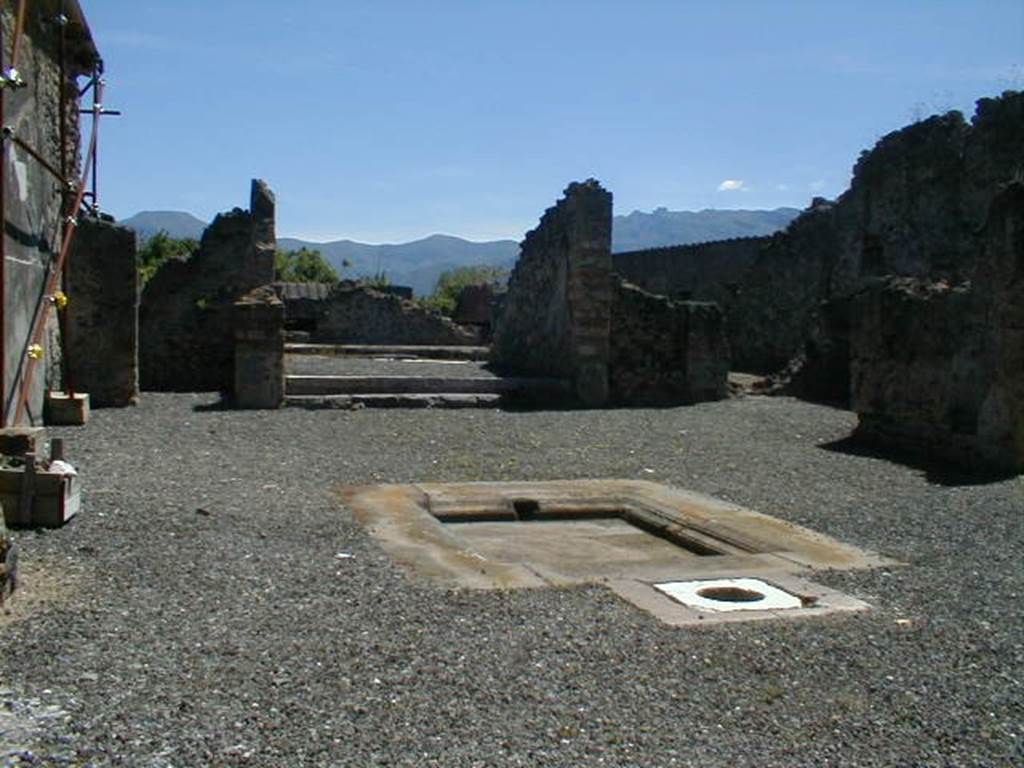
90 69 100 209
58 2 74 398
0 22 7 428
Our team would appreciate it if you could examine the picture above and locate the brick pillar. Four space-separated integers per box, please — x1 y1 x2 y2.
566 181 613 406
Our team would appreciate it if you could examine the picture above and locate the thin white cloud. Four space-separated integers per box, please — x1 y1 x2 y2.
776 183 790 192
808 180 827 192
717 179 748 192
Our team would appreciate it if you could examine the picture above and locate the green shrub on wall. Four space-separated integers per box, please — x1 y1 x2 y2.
274 247 339 284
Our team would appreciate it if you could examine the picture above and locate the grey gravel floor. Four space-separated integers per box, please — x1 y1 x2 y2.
1 392 1021 767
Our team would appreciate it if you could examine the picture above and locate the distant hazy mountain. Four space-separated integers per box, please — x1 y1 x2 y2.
277 234 520 297
118 205 802 297
612 207 801 252
119 210 208 241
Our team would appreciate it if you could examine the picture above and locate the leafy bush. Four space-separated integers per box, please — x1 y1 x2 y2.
422 265 508 315
274 247 339 283
138 230 199 285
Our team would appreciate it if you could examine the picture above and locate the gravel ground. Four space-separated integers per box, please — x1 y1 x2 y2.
286 355 500 379
1 392 1021 767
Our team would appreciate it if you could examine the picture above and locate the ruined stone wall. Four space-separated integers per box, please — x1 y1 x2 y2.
310 282 480 346
609 282 728 405
66 217 138 405
1 3 97 423
849 182 1024 473
492 180 613 404
724 201 841 373
272 281 330 334
612 237 768 303
607 93 1024 385
139 180 276 391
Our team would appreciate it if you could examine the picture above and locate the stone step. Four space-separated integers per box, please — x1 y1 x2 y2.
285 393 504 410
285 374 570 397
284 343 490 361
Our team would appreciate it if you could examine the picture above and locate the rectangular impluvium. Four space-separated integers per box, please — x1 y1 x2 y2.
339 480 897 626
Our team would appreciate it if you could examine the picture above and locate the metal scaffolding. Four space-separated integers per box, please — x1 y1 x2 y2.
0 0 115 426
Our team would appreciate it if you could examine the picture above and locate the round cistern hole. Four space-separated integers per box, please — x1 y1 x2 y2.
697 586 766 603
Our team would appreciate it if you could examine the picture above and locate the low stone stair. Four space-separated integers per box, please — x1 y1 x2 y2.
283 344 570 409
284 343 490 361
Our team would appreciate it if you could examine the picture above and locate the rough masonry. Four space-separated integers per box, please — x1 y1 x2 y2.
493 180 728 406
610 282 728 405
309 282 479 346
139 180 276 392
66 217 138 406
1 2 99 423
850 182 1024 473
612 90 1024 471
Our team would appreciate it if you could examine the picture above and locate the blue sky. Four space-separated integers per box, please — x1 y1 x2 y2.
84 1 1022 243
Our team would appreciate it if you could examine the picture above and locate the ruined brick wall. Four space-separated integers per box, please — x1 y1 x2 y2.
610 282 728 405
1 3 97 423
66 217 138 405
139 180 276 391
492 180 613 404
849 182 1024 474
310 282 480 346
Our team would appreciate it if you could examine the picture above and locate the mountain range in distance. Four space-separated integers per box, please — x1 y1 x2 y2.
120 206 801 297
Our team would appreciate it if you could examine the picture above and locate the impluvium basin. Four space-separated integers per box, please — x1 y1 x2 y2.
338 479 898 626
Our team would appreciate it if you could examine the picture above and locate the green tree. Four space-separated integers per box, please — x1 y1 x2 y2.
274 247 339 283
422 264 508 315
138 230 199 285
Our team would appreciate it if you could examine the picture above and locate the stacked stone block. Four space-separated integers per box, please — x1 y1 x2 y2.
234 286 284 409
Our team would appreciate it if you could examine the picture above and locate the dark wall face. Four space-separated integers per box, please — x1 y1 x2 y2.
67 218 138 406
1 5 95 424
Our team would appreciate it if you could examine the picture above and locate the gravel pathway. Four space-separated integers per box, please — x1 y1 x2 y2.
1 392 1021 767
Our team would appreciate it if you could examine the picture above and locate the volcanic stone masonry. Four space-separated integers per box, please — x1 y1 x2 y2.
850 181 1024 474
66 217 138 406
611 90 1024 472
234 286 285 409
140 180 276 392
493 179 613 405
610 282 728 405
493 179 728 406
309 282 480 346
1 3 99 423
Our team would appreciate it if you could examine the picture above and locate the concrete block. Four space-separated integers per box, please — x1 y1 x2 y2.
0 465 80 527
44 392 90 426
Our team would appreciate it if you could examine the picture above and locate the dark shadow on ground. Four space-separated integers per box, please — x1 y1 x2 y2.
818 435 1019 487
